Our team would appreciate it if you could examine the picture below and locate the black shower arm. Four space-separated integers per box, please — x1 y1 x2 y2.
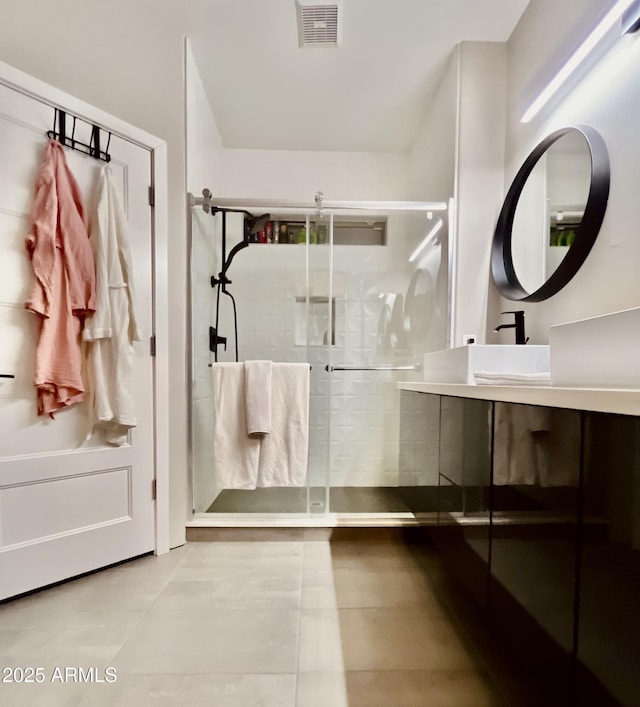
211 206 254 219
221 240 250 281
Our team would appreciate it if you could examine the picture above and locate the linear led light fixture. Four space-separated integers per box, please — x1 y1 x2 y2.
522 0 640 123
409 219 443 263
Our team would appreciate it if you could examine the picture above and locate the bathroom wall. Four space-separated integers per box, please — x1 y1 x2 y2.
496 0 640 343
186 43 226 514
408 41 508 349
186 42 225 197
408 46 459 204
408 46 460 354
218 149 410 201
454 41 508 347
402 47 458 489
0 0 190 547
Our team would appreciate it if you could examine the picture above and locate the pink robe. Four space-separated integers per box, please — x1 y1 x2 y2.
25 140 96 416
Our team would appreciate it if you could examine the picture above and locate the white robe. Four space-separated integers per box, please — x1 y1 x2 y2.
83 167 141 446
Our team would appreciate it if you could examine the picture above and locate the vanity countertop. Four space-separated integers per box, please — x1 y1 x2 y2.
397 382 640 416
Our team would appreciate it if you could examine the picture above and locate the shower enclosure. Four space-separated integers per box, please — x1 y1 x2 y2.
189 193 454 523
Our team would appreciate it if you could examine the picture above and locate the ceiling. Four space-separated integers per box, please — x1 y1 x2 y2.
189 0 530 153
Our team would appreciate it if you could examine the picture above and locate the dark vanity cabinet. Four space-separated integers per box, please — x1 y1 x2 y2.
435 396 492 608
409 390 640 706
576 413 640 706
489 403 581 705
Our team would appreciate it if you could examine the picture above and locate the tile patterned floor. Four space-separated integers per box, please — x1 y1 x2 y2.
0 539 506 706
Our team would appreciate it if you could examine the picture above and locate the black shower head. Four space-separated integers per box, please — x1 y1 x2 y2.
245 213 270 237
215 210 272 282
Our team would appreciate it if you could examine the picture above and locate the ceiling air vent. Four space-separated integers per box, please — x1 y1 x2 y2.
296 0 342 48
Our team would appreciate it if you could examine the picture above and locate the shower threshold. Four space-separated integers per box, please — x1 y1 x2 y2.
204 486 441 515
187 512 439 529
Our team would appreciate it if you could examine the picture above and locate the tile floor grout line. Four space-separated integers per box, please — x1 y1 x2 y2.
410 548 513 706
294 541 308 702
0 540 506 705
108 544 195 667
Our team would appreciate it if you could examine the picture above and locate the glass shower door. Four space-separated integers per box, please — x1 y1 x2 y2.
190 200 450 519
325 209 447 516
301 213 332 515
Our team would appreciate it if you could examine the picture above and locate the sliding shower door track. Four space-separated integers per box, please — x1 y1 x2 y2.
187 512 439 529
186 513 440 542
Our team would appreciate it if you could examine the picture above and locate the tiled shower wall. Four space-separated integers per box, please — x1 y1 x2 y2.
191 209 219 513
191 212 447 510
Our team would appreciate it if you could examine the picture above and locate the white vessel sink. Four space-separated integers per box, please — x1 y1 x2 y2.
550 307 640 388
423 345 550 384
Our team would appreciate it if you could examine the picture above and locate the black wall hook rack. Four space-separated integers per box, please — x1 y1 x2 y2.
47 109 112 163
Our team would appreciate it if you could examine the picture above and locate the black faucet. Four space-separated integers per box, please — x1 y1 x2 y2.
494 310 529 345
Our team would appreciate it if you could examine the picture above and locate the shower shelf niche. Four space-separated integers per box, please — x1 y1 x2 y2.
265 216 387 246
294 296 336 346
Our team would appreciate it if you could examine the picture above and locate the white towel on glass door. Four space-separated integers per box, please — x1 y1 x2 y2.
212 363 260 489
244 360 272 436
257 363 310 487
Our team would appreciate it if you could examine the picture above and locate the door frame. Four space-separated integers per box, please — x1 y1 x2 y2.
0 59 170 555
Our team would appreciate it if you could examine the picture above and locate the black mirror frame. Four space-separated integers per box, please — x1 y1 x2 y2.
491 125 610 302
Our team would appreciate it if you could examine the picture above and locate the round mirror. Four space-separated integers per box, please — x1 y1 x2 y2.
492 125 610 302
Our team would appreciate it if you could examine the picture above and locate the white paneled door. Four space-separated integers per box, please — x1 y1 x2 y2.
0 82 155 600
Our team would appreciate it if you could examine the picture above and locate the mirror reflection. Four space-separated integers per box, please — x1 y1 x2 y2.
511 131 591 294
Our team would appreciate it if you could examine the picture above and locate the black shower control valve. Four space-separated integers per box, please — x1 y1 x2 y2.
211 273 231 288
209 326 227 353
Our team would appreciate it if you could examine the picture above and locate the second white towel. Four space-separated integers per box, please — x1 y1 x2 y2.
244 360 272 436
258 363 310 487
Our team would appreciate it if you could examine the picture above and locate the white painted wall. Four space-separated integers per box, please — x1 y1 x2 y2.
186 43 225 197
498 0 640 343
408 47 459 204
0 0 189 548
185 43 226 514
454 42 508 347
408 46 460 353
218 149 410 202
